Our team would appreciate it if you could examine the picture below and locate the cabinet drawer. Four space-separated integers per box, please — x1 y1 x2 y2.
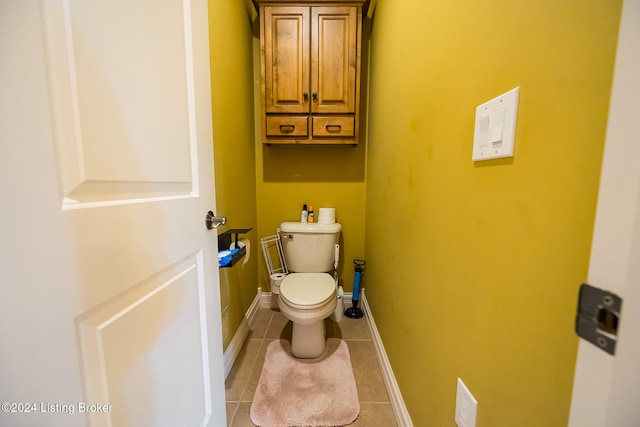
266 116 308 137
312 116 355 137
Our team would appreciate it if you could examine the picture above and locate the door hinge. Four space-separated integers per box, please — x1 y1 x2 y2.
575 283 622 355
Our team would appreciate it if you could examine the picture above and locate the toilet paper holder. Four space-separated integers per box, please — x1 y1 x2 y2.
218 228 252 268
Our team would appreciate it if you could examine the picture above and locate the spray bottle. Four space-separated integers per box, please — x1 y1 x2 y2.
307 205 314 223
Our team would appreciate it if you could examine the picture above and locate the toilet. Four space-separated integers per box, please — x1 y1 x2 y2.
278 222 341 358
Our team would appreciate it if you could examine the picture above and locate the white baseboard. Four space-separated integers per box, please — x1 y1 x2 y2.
362 291 413 427
223 290 262 379
246 289 262 326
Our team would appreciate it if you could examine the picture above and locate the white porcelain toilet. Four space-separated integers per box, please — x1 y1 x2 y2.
278 222 341 358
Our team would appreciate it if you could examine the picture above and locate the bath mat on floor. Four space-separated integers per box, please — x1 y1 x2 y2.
250 338 360 427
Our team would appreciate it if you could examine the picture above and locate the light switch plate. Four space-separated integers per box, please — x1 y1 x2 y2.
472 86 520 161
455 378 478 427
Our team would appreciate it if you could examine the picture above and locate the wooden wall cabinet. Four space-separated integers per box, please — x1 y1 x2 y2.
256 0 367 145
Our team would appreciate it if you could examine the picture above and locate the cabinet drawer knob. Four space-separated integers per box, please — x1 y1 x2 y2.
326 125 342 133
279 125 295 133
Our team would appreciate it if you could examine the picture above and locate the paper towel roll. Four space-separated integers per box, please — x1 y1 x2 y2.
318 207 336 224
270 273 286 294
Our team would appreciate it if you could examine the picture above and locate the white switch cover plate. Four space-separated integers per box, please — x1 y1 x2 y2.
472 86 520 161
455 378 478 427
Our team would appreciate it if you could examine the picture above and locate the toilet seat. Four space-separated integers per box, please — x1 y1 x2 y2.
279 273 336 310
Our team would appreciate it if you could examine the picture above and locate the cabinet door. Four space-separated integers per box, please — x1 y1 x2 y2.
264 6 310 114
311 6 357 114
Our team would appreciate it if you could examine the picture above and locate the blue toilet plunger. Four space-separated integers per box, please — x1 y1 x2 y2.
345 259 366 319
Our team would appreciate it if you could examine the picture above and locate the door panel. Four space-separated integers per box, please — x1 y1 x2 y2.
41 0 198 206
77 253 211 427
0 1 225 426
264 6 310 114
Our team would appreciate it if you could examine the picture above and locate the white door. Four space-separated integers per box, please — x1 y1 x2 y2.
0 1 226 426
568 1 640 426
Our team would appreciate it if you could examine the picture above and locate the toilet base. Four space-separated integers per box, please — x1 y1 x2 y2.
290 320 326 359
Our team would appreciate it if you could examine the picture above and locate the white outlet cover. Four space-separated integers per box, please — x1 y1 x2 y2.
472 86 520 161
455 378 478 427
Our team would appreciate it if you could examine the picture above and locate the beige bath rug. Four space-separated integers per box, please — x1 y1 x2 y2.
250 338 360 427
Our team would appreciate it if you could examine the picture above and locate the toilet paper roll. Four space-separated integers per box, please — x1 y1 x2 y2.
318 208 336 224
240 238 250 268
230 238 251 268
270 273 286 294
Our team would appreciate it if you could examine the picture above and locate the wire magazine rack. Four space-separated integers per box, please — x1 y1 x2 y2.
260 229 289 277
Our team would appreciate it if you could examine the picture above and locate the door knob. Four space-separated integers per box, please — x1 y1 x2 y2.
205 211 226 230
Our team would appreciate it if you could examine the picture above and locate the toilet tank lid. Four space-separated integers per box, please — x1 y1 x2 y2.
280 222 341 233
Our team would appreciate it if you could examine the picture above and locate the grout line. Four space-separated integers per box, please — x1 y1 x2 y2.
262 309 275 340
227 402 240 426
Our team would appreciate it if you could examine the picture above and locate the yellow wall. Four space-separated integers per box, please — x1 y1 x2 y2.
208 0 258 349
251 32 369 293
254 149 367 291
209 0 622 423
364 0 621 425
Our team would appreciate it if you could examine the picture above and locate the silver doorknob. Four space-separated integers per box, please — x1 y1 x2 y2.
205 211 226 230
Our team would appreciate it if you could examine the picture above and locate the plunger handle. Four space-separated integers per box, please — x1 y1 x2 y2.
345 259 366 319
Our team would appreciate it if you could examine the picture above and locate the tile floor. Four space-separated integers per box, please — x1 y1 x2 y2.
225 307 398 427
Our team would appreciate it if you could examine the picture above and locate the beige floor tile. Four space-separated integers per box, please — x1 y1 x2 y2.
225 339 262 401
247 308 272 339
335 316 371 340
239 340 270 402
226 402 238 426
265 311 292 340
347 340 390 403
229 402 255 427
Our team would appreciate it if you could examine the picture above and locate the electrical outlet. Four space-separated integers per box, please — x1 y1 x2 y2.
455 378 478 427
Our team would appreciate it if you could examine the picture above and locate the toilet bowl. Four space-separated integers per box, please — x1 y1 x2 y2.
278 273 337 358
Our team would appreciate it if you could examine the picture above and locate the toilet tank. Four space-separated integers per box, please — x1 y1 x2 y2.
280 222 341 272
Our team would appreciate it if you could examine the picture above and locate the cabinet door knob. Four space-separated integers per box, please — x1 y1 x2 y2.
303 92 309 101
312 92 318 101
